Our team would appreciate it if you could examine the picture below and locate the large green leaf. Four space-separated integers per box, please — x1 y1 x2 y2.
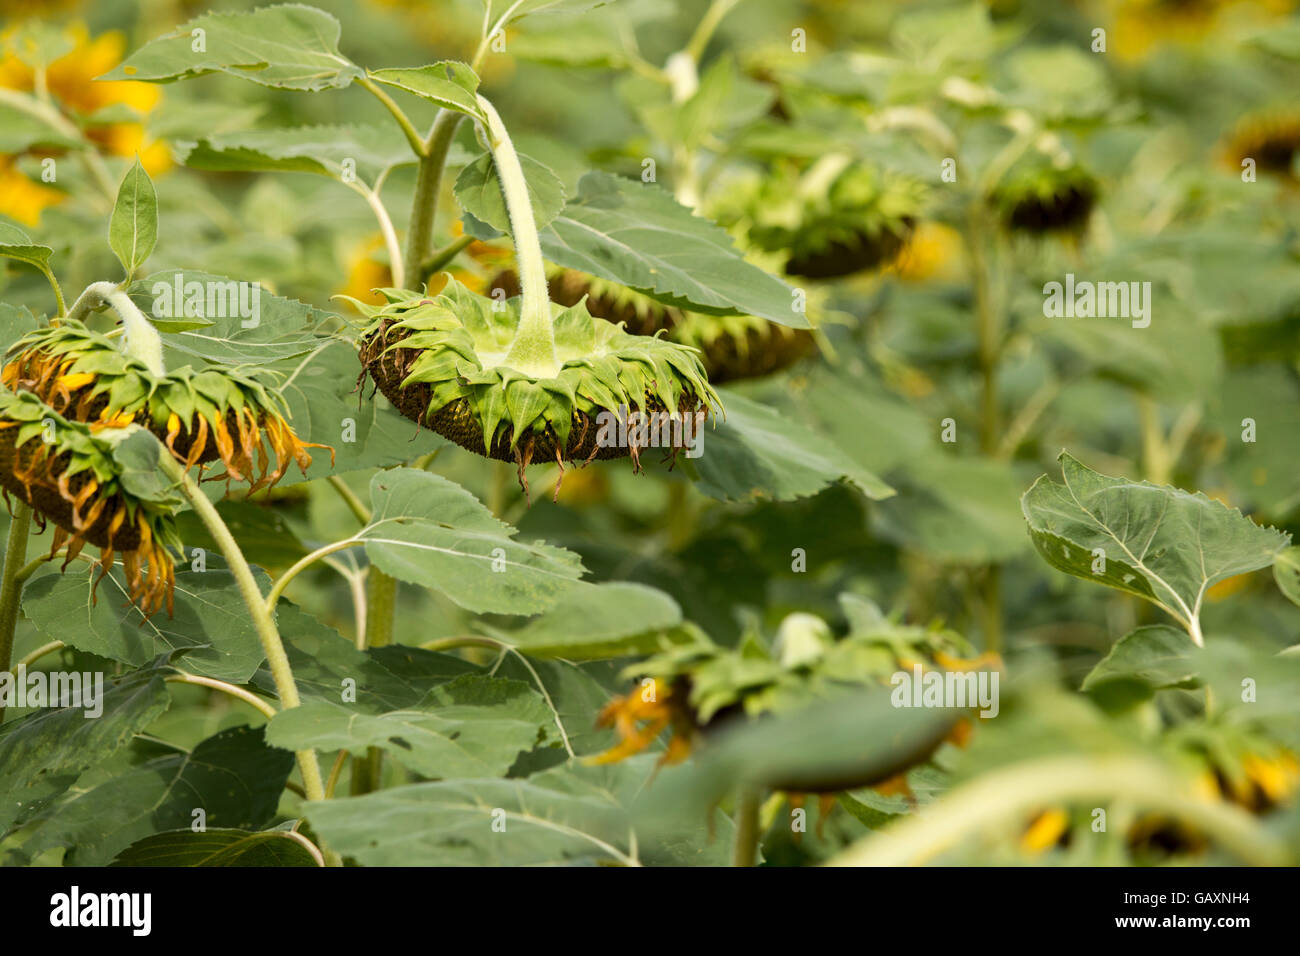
499 581 681 659
100 5 363 91
369 62 485 122
1021 453 1290 641
266 675 550 777
455 150 566 236
0 667 169 835
14 725 292 866
540 172 806 327
691 390 893 502
22 566 269 683
111 827 321 866
108 160 157 281
304 755 729 866
360 468 585 615
1081 625 1200 692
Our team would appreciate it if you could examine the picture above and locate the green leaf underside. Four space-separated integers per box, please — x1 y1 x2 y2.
100 5 363 91
1081 625 1200 692
1274 546 1300 609
502 581 682 659
369 61 484 121
361 468 585 615
1021 453 1289 626
0 221 55 271
266 674 550 778
175 124 415 184
540 172 806 327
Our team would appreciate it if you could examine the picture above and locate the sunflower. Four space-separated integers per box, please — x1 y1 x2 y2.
0 390 181 616
0 23 170 188
590 603 991 795
0 155 63 226
991 157 1099 236
1108 0 1296 62
355 277 719 484
486 267 817 384
3 320 326 492
713 158 926 280
1222 108 1300 181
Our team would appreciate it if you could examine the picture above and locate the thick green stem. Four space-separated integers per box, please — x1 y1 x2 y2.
0 505 33 723
732 787 762 867
351 567 398 795
67 281 165 375
827 755 1286 867
163 457 325 803
476 96 556 376
402 110 464 291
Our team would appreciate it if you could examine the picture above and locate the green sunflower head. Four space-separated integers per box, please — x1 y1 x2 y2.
3 319 324 489
0 389 183 616
356 277 721 471
991 157 1099 235
721 159 926 279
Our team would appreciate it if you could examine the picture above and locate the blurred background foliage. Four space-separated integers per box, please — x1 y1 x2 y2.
2 0 1300 866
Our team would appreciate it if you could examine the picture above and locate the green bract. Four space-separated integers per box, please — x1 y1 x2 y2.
3 319 317 487
356 277 721 469
0 389 182 616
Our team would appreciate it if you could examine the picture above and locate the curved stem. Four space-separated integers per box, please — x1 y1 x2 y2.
165 672 278 721
11 640 64 673
477 95 556 376
345 179 405 290
67 281 165 375
685 0 746 62
0 504 33 722
266 539 363 613
419 235 475 284
402 110 464 291
355 75 427 157
162 457 326 803
827 755 1287 867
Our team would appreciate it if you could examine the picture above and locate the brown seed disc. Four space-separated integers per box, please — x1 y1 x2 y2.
784 219 915 279
0 426 142 551
1006 185 1096 234
359 321 702 466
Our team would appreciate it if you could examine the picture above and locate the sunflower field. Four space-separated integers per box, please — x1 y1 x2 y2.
0 0 1299 882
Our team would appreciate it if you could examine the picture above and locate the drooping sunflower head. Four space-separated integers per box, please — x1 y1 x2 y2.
591 600 989 789
355 277 721 475
1223 109 1300 181
0 390 182 616
486 268 817 384
3 320 327 491
720 159 926 279
992 157 1099 235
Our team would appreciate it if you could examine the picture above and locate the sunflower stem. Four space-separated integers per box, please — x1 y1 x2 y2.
67 281 165 376
402 110 464 291
162 457 329 813
0 504 33 723
476 95 557 377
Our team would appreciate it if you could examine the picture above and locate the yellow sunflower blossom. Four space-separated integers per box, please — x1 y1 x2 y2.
1109 0 1297 62
0 155 63 225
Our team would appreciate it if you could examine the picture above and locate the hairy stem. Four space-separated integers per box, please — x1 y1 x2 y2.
163 457 325 803
402 110 464 291
477 95 556 376
67 281 165 375
0 505 33 722
355 74 427 156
